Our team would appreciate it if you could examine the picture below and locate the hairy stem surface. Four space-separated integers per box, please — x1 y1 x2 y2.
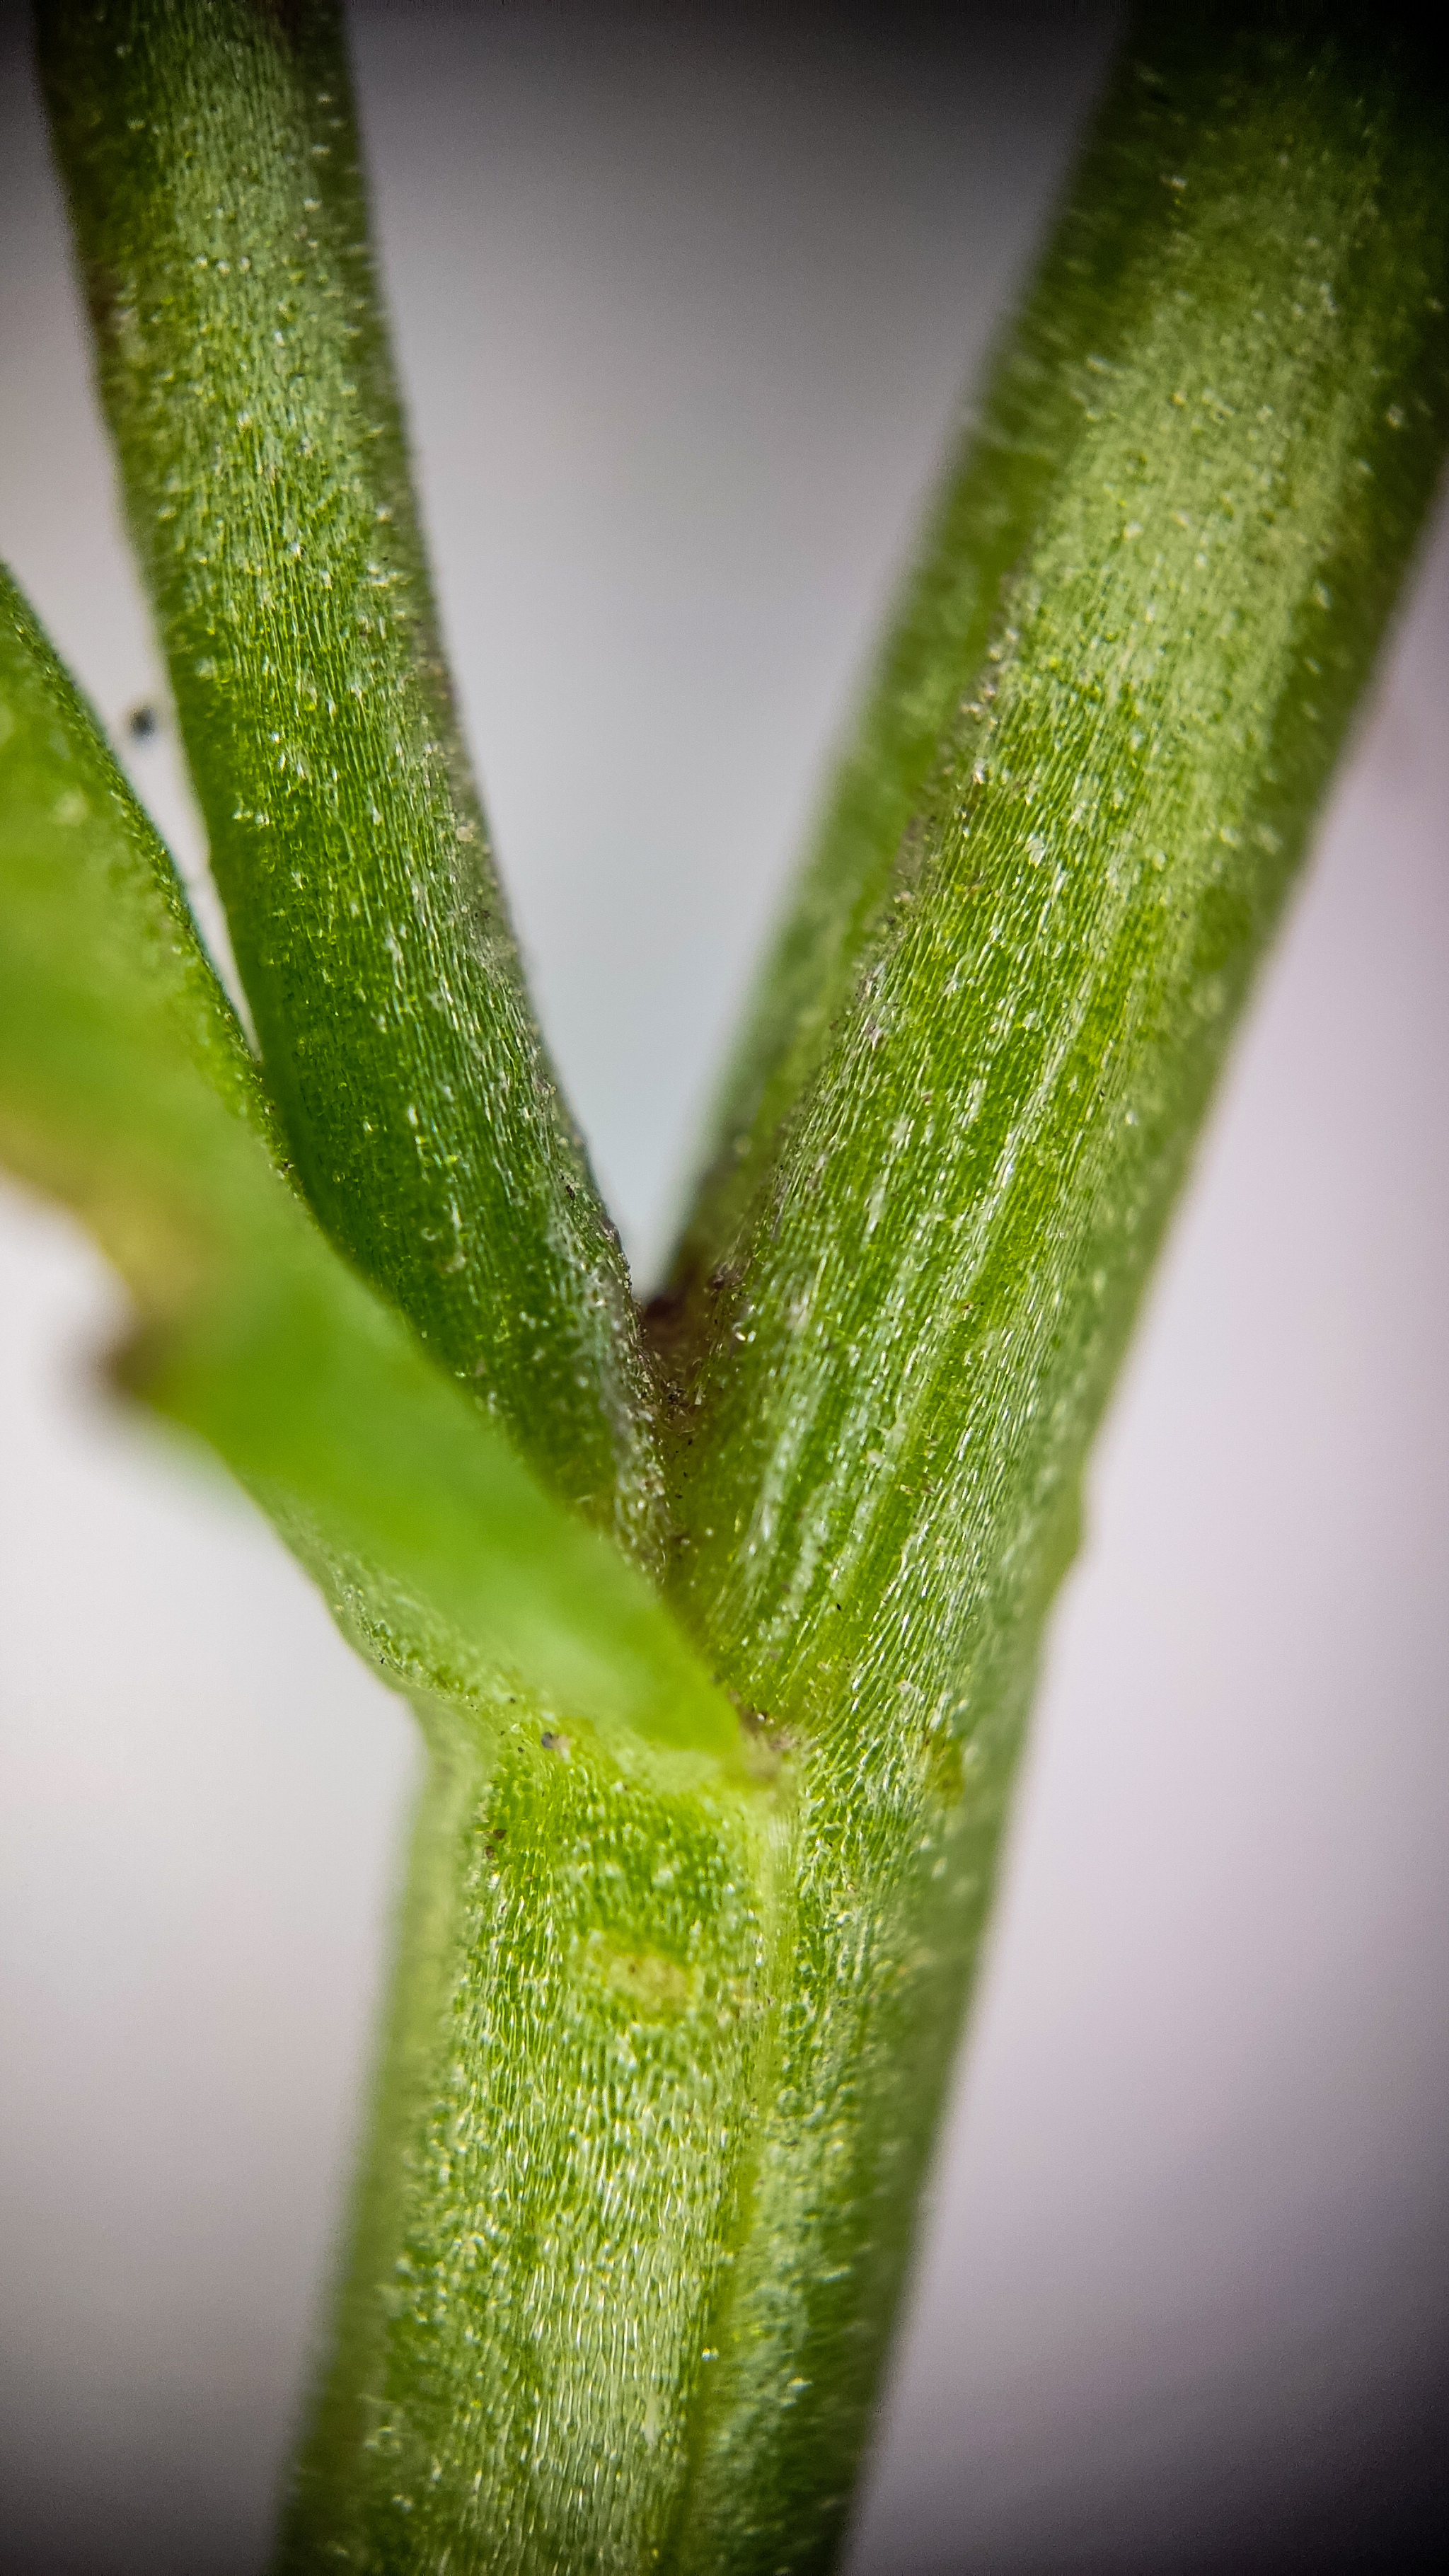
10 10 1448 2576
40 0 664 1562
654 18 1449 2567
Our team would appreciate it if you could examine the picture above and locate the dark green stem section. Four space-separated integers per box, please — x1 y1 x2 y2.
39 0 664 1565
654 18 1449 2568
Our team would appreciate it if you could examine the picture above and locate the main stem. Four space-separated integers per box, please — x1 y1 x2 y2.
654 22 1449 2565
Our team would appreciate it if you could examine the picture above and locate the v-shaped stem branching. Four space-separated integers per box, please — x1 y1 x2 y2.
7 6 1448 2575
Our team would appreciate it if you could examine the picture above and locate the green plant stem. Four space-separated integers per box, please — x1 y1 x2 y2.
650 18 1449 2567
284 18 1449 2570
38 0 665 1566
8 11 1447 2576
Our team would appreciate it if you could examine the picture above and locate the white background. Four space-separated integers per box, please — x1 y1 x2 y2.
2 8 1446 2568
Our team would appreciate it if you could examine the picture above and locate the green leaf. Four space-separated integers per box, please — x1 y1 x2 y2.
0 567 742 1775
37 0 665 1566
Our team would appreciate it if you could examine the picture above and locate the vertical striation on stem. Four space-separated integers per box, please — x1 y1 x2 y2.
655 18 1449 2566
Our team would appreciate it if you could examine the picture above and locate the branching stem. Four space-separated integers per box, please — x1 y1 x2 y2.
4 8 1446 2574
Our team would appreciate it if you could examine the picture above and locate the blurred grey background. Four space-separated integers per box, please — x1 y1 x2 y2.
2 5 1447 2569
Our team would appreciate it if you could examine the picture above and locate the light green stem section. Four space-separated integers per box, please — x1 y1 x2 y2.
282 1713 789 2576
655 18 1449 2568
38 0 664 1566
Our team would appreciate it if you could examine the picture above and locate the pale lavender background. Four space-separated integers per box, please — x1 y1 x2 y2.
1 7 1446 2570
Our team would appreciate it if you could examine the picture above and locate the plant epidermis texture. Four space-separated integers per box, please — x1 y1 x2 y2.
9 9 1449 2575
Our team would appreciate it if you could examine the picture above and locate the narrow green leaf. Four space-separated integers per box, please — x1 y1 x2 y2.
0 565 267 1136
0 567 741 1774
37 0 666 1566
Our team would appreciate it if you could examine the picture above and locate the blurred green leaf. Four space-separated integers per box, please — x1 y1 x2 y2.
0 568 742 1774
